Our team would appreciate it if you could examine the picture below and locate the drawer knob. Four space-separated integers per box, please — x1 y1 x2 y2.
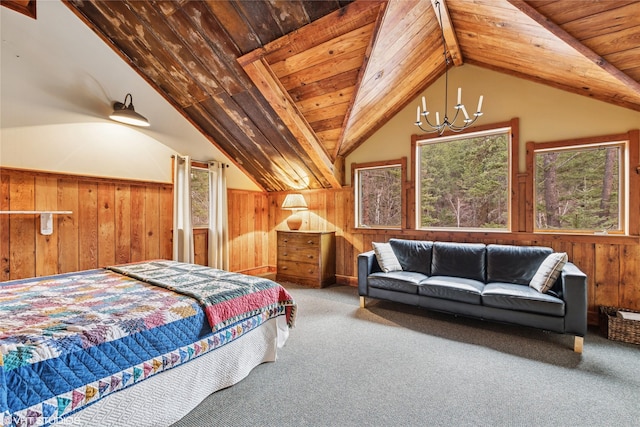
282 266 288 270
283 252 288 256
283 238 289 242
307 240 314 244
307 255 313 259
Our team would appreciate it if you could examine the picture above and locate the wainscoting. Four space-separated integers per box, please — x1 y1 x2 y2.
266 188 640 325
3 168 638 325
1 168 172 280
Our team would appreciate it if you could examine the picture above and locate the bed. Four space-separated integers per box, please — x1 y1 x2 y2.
0 260 296 427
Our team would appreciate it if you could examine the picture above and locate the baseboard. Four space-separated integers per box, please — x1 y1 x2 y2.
336 275 357 287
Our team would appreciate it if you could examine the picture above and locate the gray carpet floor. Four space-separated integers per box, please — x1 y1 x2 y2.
173 283 639 427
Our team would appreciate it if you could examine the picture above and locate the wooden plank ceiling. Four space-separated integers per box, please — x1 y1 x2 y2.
63 0 640 192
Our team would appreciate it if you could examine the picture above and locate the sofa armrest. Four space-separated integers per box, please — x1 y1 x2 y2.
358 250 380 296
561 262 588 337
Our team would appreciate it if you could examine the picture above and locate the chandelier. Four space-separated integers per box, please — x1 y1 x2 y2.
414 0 483 135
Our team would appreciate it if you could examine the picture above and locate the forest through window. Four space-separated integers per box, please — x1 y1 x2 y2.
417 129 510 229
534 143 622 232
191 167 209 227
355 164 402 228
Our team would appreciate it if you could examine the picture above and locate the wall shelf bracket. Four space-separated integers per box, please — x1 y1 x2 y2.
0 211 73 235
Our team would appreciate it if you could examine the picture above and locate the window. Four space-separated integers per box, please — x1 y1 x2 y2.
416 127 511 230
191 166 209 227
353 160 404 229
533 141 625 233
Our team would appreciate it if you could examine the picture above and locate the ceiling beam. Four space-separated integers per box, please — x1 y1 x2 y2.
240 58 342 189
431 0 463 66
507 0 640 96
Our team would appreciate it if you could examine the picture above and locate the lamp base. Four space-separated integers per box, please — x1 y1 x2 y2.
286 213 303 230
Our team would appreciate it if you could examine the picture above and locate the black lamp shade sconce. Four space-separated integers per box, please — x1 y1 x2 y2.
109 93 150 127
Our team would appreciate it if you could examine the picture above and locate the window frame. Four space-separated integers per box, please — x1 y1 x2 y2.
352 158 407 230
412 120 517 232
526 131 638 236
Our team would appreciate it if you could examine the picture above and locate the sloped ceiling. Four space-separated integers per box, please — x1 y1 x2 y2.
58 0 640 191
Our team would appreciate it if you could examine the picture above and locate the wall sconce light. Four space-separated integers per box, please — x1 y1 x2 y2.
109 93 150 127
281 193 308 230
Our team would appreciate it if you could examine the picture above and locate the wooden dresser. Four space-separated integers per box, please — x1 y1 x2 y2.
276 230 336 288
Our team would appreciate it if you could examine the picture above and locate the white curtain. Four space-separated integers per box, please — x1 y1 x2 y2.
208 161 229 270
172 155 194 263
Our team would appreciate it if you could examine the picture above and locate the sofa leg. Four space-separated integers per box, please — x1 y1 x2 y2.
359 296 366 308
573 336 584 353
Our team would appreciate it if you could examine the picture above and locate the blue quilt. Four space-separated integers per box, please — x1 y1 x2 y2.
0 264 296 427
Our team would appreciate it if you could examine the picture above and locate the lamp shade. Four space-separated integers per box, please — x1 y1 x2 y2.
109 93 150 127
281 193 308 210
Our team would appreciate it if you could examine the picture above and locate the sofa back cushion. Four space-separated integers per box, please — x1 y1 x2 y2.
389 239 433 275
486 244 553 285
431 242 486 282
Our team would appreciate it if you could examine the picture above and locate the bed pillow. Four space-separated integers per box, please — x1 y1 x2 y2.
529 252 568 293
372 242 402 273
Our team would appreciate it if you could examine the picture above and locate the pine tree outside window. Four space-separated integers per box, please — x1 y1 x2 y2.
533 141 625 234
191 166 209 228
416 127 511 230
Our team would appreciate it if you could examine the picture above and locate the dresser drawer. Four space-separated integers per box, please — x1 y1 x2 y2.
278 232 320 248
278 247 318 263
277 260 319 278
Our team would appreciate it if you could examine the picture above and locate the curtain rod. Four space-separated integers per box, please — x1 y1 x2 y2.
171 155 229 167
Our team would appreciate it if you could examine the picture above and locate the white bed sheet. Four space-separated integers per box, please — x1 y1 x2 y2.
57 316 289 427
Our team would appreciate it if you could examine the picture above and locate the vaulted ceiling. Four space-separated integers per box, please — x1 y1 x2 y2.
60 0 640 192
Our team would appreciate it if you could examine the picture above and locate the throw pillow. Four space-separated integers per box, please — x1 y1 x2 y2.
529 252 568 293
372 242 402 273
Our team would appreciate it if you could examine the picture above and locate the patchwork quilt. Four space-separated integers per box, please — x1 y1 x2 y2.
0 262 296 427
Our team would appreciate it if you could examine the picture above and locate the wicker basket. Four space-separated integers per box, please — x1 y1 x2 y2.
599 306 640 345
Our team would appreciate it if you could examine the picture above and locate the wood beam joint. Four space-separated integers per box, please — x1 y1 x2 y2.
239 58 341 189
431 0 463 66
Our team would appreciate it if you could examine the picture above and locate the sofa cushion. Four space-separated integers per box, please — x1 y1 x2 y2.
368 271 426 294
372 242 402 273
482 283 565 316
431 242 486 282
419 276 484 305
486 244 553 285
529 252 568 293
389 239 433 275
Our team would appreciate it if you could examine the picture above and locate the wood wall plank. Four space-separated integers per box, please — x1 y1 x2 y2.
57 179 79 274
193 229 207 266
159 185 173 259
98 183 116 267
594 244 620 308
145 186 160 260
9 174 36 279
620 244 640 309
78 181 98 270
130 185 146 262
35 176 58 276
1 173 10 280
115 184 131 264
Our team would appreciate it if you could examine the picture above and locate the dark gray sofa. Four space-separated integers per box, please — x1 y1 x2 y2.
358 239 588 352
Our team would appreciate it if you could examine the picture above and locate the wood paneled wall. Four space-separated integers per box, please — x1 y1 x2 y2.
266 188 640 325
3 168 638 326
1 168 172 280
226 189 270 274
